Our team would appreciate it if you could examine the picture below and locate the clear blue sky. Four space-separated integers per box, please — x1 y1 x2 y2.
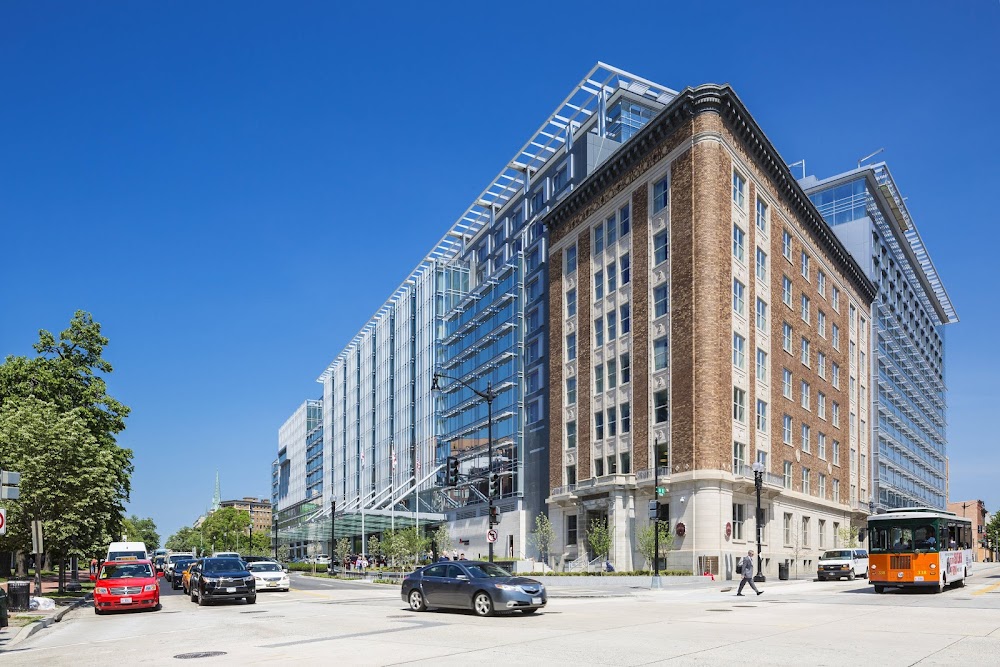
2 2 997 540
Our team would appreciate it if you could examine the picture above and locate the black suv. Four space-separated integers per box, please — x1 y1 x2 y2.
188 557 256 606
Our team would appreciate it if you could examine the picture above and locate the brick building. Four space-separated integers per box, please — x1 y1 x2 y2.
219 496 273 535
948 499 989 562
545 85 878 578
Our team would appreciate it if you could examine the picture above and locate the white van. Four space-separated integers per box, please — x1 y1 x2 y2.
817 548 869 580
106 541 148 562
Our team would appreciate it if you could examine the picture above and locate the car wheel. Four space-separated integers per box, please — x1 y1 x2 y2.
153 602 162 611
94 606 103 615
246 595 257 604
848 569 856 581
473 592 494 617
197 588 207 606
408 589 426 612
874 585 885 594
522 608 539 615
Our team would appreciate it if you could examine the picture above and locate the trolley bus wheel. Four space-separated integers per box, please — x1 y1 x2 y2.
874 585 885 594
937 577 946 593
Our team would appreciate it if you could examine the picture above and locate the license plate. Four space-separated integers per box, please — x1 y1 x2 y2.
120 597 132 604
226 587 236 593
531 597 542 605
268 582 278 587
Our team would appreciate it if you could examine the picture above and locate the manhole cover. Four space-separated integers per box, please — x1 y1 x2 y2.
174 652 228 660
706 609 732 612
241 610 268 614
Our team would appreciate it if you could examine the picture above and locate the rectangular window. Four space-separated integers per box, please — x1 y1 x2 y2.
566 466 576 488
801 294 810 323
832 439 840 464
756 348 768 382
819 519 826 548
801 251 810 280
527 308 540 333
782 230 792 260
801 381 811 410
607 406 617 437
818 310 826 338
818 392 826 419
526 337 540 363
607 261 617 293
607 359 617 390
594 269 604 300
832 402 840 427
733 386 746 423
607 312 617 340
733 332 746 370
756 198 768 233
832 324 840 350
801 424 811 452
565 246 577 274
620 353 630 385
620 253 631 285
782 275 792 306
756 247 768 281
607 455 616 474
595 364 604 393
817 271 826 297
527 278 541 300
620 451 631 474
567 514 577 543
733 441 747 472
732 170 746 209
784 512 793 544
606 214 617 247
833 479 840 503
654 336 669 370
653 177 669 213
654 231 669 265
782 414 792 444
782 368 792 398
817 352 826 379
531 190 544 215
800 337 810 366
594 458 604 476
619 203 631 237
802 469 811 495
621 402 631 433
566 289 577 317
594 411 604 441
566 333 577 361
654 284 669 318
850 304 856 331
756 399 768 432
733 503 746 540
783 322 792 352
783 464 793 490
832 363 841 389
654 390 669 423
566 378 577 405
832 286 840 312
802 516 811 545
566 421 577 449
818 433 827 460
620 304 631 335
595 317 604 346
593 222 604 255
733 279 746 316
526 369 540 393
733 224 746 263
756 298 768 330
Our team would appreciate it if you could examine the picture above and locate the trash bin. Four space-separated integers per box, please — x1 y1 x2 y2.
6 580 30 612
778 562 790 581
0 586 8 628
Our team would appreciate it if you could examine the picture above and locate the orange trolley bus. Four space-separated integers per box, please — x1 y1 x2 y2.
867 507 973 593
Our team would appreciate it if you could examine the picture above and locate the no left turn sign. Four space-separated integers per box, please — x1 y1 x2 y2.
486 529 498 543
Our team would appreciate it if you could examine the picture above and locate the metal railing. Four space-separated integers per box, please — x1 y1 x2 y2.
635 467 670 483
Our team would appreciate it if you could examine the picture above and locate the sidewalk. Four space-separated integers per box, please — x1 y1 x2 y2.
0 573 93 652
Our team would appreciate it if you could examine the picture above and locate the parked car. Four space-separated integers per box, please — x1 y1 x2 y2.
817 549 870 581
165 553 194 581
169 559 197 590
188 557 256 605
212 551 242 560
91 559 163 615
182 558 203 594
247 561 290 591
401 561 546 617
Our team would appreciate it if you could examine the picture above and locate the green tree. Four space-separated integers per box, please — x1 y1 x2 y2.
838 525 860 548
165 526 201 553
200 508 250 552
122 515 160 551
529 513 555 565
637 522 674 570
587 518 612 573
367 535 381 561
432 524 452 557
334 538 351 570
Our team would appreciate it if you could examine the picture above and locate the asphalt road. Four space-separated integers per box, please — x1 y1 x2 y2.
6 564 1000 665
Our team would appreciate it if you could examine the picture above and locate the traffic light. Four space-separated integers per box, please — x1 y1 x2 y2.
657 503 670 522
489 473 500 498
489 505 500 526
446 456 459 486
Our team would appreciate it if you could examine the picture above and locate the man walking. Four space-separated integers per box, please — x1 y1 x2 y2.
737 549 763 596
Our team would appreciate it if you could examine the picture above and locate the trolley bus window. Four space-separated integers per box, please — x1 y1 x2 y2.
913 524 938 551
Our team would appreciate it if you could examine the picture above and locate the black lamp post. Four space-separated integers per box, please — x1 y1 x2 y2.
330 499 336 571
752 461 766 583
273 517 278 561
248 509 253 556
432 372 498 563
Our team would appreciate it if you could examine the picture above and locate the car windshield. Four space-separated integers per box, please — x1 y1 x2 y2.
464 563 512 578
100 563 153 579
204 558 245 573
174 560 194 570
821 550 854 560
250 563 281 572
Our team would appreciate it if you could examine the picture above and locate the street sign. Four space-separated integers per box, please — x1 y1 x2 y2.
0 487 18 500
0 508 6 535
486 529 498 543
655 486 666 497
31 520 44 555
1 470 21 486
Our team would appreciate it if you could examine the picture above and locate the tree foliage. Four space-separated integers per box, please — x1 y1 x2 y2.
367 535 381 559
382 527 428 568
0 311 133 559
529 513 555 564
123 515 160 551
200 508 250 553
334 538 351 568
165 526 202 553
838 525 860 548
587 518 612 567
637 522 674 569
432 524 452 557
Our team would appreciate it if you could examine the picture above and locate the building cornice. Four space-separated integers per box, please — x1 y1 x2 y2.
545 84 878 305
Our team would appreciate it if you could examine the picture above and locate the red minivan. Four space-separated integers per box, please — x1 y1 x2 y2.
91 559 163 614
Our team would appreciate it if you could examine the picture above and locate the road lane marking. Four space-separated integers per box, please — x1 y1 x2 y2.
972 581 1000 596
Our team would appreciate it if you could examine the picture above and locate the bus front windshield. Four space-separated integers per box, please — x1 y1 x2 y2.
869 520 939 554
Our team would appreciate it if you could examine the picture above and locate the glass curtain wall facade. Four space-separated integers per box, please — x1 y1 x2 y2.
804 164 956 510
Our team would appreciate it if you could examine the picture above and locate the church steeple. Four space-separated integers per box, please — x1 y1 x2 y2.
211 471 221 511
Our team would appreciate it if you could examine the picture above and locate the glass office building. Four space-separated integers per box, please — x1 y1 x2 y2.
802 163 957 510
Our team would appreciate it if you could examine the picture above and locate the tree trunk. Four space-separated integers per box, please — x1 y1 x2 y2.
58 554 66 594
15 551 28 577
0 551 12 578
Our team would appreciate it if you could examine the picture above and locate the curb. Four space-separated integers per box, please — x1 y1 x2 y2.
22 594 92 641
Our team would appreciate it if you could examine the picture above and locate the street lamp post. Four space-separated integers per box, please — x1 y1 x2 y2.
330 499 337 571
752 461 766 583
273 517 278 561
248 509 252 556
432 372 498 563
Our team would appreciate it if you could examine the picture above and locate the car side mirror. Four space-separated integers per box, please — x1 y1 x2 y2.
158 571 164 577
457 574 469 581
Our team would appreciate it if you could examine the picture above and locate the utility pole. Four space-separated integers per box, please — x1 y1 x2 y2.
330 499 336 569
